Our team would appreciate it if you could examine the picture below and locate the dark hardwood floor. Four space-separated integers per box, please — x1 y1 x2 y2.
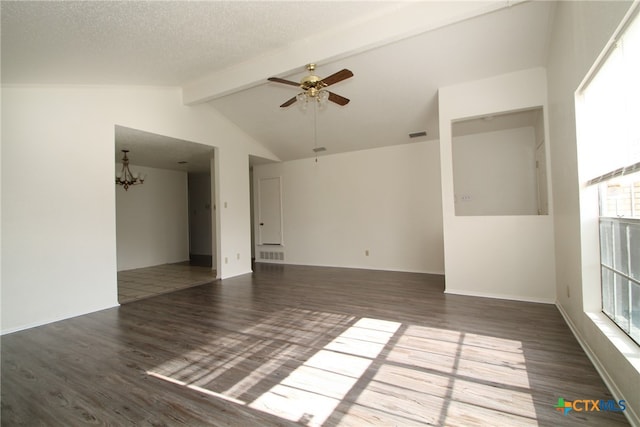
118 262 217 304
1 264 630 426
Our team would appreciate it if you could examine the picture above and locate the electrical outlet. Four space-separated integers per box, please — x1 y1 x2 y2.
365 250 370 256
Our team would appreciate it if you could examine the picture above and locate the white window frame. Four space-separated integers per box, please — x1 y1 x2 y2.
575 3 640 355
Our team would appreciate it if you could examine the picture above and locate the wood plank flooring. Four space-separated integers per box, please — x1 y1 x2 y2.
1 264 630 426
118 262 217 304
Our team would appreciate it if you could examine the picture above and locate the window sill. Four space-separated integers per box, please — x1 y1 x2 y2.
586 311 640 374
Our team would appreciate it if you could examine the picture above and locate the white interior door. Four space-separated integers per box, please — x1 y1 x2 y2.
258 177 283 245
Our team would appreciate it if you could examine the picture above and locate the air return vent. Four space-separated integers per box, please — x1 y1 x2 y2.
259 251 284 261
409 130 427 138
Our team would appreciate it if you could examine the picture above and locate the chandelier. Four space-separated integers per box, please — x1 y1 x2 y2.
115 149 145 191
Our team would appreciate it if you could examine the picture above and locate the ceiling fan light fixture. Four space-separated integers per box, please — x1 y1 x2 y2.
268 63 353 108
317 90 330 103
296 88 330 107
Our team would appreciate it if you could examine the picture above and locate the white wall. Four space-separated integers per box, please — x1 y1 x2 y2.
1 85 277 334
116 164 189 271
546 1 639 423
453 127 538 216
217 147 252 273
439 68 556 303
252 140 444 274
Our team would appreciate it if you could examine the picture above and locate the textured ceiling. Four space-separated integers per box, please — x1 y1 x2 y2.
1 1 556 167
1 1 402 85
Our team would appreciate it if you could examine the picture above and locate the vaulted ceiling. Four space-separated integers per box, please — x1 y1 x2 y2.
1 0 555 167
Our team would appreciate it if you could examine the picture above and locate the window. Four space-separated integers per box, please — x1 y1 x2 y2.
578 6 640 345
598 171 640 344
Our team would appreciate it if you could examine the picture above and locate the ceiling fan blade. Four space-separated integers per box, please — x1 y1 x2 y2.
268 77 300 87
280 96 297 108
321 69 354 87
328 91 350 106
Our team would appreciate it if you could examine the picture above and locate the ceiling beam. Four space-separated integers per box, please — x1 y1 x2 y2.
181 1 516 105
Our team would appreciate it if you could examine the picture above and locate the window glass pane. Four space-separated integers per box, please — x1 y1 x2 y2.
602 267 615 317
614 274 630 332
631 282 640 344
600 172 640 218
636 180 640 217
600 220 613 267
613 220 629 276
609 182 632 216
630 221 640 281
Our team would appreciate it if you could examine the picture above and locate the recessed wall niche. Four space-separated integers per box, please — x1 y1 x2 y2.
451 107 548 216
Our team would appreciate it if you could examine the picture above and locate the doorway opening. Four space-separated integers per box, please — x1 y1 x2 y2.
249 155 280 271
114 125 219 303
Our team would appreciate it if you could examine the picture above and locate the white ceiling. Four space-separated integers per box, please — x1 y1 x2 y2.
115 126 214 173
452 107 543 137
1 1 556 168
1 1 402 85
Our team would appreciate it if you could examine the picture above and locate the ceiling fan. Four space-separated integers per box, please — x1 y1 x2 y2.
268 63 353 108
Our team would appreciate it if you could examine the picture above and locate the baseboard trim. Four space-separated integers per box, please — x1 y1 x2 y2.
556 303 639 427
444 288 555 304
1 302 120 336
254 260 445 276
220 269 254 280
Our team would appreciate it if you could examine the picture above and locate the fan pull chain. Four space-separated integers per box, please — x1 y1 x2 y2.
314 100 318 163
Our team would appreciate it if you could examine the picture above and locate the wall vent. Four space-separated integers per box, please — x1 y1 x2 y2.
409 130 427 138
259 251 284 261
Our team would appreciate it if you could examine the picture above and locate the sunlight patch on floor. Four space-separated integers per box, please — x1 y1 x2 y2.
337 324 535 426
388 325 530 388
450 376 537 419
249 318 401 426
147 316 538 427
